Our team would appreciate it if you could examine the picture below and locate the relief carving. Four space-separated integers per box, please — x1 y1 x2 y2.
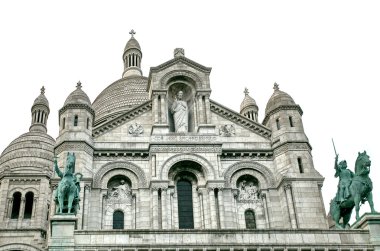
219 124 236 137
128 123 144 136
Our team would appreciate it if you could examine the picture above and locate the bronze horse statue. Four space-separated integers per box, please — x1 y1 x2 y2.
330 151 376 228
54 152 82 214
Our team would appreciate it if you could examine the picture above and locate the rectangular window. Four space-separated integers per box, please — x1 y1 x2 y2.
297 157 304 173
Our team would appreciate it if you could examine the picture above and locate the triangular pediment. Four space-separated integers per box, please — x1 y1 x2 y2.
210 100 272 140
92 100 152 138
149 56 212 75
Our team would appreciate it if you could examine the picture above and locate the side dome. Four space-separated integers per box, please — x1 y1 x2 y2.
124 36 141 51
92 76 149 125
64 81 92 106
265 83 296 115
33 86 49 107
240 91 258 113
0 131 55 173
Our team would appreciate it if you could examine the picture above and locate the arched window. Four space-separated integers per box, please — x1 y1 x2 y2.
113 210 124 229
177 179 194 229
24 192 34 219
74 115 78 126
86 118 90 129
297 157 304 173
62 117 66 129
276 118 280 130
289 116 294 127
245 209 256 229
11 192 21 219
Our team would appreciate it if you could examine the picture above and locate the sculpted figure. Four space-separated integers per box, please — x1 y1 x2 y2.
54 153 82 214
110 180 130 199
171 91 188 132
334 155 354 203
330 151 376 229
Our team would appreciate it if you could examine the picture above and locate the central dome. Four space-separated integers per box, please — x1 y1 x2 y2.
92 76 149 124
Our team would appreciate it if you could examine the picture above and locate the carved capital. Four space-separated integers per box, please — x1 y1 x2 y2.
260 193 267 200
84 184 91 191
284 183 292 191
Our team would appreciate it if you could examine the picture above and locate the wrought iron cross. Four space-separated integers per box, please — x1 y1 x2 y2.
129 29 136 37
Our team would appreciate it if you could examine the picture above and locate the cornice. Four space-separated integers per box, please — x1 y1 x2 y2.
262 105 303 125
210 100 271 139
59 103 95 117
92 100 152 138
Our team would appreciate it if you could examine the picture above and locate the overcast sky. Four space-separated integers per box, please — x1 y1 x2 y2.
0 1 379 222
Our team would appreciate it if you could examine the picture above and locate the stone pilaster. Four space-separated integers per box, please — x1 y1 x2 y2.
284 183 297 229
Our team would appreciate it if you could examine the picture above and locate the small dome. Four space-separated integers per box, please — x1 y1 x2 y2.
265 83 296 115
0 131 55 172
240 88 258 113
64 81 92 107
33 86 49 107
124 36 141 52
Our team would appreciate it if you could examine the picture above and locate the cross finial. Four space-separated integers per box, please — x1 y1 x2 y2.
273 82 279 91
40 86 45 95
244 87 249 96
129 29 136 37
76 81 82 89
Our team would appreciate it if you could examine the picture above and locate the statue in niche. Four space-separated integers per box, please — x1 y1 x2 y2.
109 179 131 200
171 90 188 132
238 180 260 202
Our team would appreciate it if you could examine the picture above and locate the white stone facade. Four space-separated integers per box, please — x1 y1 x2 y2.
1 34 379 251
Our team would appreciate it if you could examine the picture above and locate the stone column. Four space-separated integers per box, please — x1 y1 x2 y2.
152 189 159 229
232 190 239 227
51 185 57 216
168 188 174 229
192 185 201 229
217 189 225 229
284 183 297 229
132 192 137 229
151 155 156 177
199 188 210 228
82 185 90 229
19 197 26 220
204 94 211 124
161 188 167 229
198 190 204 229
153 94 159 124
160 94 167 124
6 198 13 219
261 193 270 228
208 188 217 229
32 197 38 218
197 95 205 124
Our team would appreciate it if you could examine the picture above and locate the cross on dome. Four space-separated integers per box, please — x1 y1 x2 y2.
273 82 279 91
40 86 45 94
129 29 136 37
244 88 249 96
76 81 82 89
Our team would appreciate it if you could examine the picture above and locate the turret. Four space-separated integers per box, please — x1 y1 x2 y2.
30 86 50 133
240 88 259 122
122 29 143 78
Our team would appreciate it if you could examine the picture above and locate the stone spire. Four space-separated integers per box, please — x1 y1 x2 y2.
122 29 143 78
30 86 50 133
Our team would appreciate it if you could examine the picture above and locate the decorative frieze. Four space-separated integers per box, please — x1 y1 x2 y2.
150 145 222 153
220 151 273 160
151 135 218 143
273 142 311 156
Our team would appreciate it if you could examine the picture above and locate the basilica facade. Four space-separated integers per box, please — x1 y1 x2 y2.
0 32 379 251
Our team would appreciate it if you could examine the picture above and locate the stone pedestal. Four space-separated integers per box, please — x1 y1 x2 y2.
197 124 216 134
151 124 170 134
49 214 77 251
351 213 380 250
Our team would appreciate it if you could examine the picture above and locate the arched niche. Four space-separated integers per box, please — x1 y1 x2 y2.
160 153 216 181
167 78 196 133
93 161 147 189
224 161 276 189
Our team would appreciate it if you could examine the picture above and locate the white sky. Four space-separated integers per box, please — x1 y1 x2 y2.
0 1 379 223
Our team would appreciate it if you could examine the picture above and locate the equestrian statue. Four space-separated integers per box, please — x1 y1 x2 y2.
329 143 376 228
54 152 83 214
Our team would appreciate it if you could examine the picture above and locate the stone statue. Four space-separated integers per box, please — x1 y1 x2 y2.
171 91 188 132
330 151 376 229
110 180 130 199
334 155 354 203
238 180 260 201
54 153 82 214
